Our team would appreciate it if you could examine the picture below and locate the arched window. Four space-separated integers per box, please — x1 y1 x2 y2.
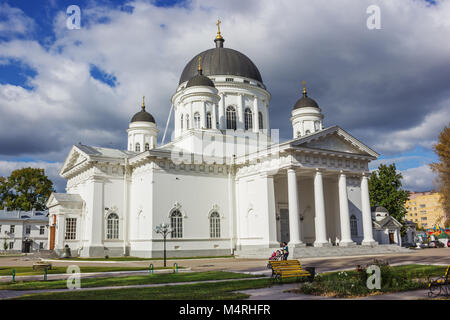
145 143 150 151
350 215 358 236
194 112 201 129
226 106 236 130
305 130 311 135
170 210 183 238
297 131 301 138
314 121 320 131
206 112 212 129
186 114 190 129
106 213 119 240
210 212 220 238
245 108 253 130
135 143 140 152
180 114 183 130
258 112 263 130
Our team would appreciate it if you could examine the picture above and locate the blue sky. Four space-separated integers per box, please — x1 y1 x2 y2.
0 0 448 192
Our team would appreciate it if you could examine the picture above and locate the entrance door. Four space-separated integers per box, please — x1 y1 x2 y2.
23 241 31 253
49 226 55 250
280 208 290 244
389 232 395 244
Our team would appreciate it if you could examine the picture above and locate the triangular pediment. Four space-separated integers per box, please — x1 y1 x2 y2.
59 145 89 176
291 126 379 158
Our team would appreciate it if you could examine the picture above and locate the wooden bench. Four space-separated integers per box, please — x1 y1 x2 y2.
268 260 312 282
428 265 449 298
32 262 52 271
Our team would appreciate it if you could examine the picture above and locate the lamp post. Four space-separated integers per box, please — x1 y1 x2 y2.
155 223 172 267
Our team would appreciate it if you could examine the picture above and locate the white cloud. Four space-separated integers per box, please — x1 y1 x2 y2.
0 3 35 36
400 165 438 192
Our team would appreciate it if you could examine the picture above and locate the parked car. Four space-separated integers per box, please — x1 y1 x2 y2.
428 240 445 248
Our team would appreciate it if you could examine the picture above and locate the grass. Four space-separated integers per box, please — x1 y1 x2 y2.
0 271 264 291
60 255 234 261
297 264 448 298
0 266 164 277
15 278 273 300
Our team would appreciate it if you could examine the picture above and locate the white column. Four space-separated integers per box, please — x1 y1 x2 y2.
213 104 218 129
338 172 355 246
361 174 377 245
219 93 225 129
314 170 330 247
253 96 259 133
237 94 244 130
287 169 305 247
202 101 207 128
55 214 65 250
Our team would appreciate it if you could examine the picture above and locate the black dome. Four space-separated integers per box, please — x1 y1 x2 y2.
186 73 215 88
131 107 155 123
179 47 263 85
293 88 320 110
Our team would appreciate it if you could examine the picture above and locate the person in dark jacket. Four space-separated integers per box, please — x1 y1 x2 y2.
281 242 289 260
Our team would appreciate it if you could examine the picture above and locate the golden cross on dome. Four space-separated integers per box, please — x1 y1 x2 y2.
142 96 145 109
198 56 202 72
216 19 223 39
302 80 307 95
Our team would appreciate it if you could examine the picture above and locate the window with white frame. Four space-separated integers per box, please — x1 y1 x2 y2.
180 114 183 130
65 218 77 240
350 215 358 236
226 106 236 130
10 225 15 234
244 108 253 130
206 112 212 129
186 114 190 129
8 242 13 250
25 225 31 234
209 212 221 238
135 143 140 152
40 225 45 235
39 242 44 249
170 210 183 239
106 213 119 240
194 112 201 129
145 143 150 151
258 112 263 129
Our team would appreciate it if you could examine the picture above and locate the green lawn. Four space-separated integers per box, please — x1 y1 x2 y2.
15 278 273 300
0 271 264 291
61 255 234 261
0 266 163 277
297 264 448 298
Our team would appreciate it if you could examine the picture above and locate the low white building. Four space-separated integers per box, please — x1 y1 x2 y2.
0 209 49 253
47 26 409 258
371 206 403 246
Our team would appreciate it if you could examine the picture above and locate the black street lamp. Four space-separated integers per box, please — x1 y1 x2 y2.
155 223 172 267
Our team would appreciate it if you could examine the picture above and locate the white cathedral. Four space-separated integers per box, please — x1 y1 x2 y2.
47 24 402 258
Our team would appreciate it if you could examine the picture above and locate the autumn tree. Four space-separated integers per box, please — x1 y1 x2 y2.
0 168 54 211
369 163 410 224
430 123 450 223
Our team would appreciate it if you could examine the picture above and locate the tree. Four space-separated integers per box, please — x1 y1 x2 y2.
430 123 450 218
369 163 410 225
0 168 54 211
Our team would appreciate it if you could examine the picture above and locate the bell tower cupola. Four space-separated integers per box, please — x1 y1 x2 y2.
290 81 324 139
127 96 159 152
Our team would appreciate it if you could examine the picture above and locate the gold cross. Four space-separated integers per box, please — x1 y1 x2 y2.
198 56 202 71
216 19 223 39
142 96 145 107
302 80 307 94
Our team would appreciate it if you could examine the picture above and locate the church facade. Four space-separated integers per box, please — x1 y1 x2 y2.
47 26 385 258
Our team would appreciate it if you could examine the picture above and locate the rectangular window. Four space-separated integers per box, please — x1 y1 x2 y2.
65 218 77 240
40 226 45 235
225 78 234 82
10 225 15 234
39 242 44 249
421 217 427 220
25 225 31 234
9 242 13 250
419 204 426 208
